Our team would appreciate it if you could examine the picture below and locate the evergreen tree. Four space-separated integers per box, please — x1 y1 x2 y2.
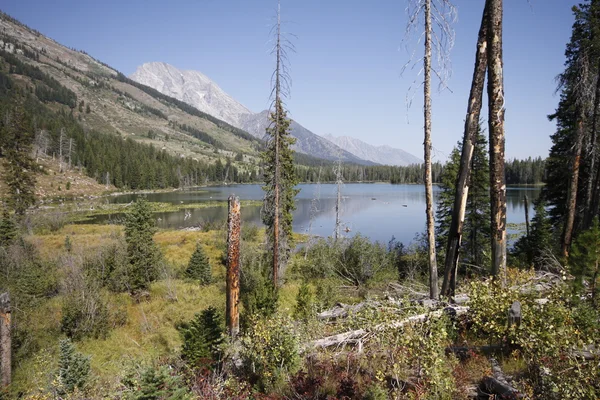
56 338 91 394
1 98 36 215
512 198 554 268
124 199 161 292
179 306 224 368
262 1 299 286
570 217 600 302
0 208 17 247
436 130 490 273
293 282 314 322
185 243 211 285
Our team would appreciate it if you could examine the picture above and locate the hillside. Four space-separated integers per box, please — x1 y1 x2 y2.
324 134 422 166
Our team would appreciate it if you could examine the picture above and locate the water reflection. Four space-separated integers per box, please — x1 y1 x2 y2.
90 184 541 245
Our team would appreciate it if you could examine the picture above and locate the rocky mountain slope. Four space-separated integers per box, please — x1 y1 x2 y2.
323 134 422 166
130 62 371 164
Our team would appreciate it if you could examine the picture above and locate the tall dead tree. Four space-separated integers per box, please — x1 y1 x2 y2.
0 292 10 388
334 157 343 242
486 0 507 278
441 5 488 297
404 0 456 299
262 0 298 286
226 196 240 337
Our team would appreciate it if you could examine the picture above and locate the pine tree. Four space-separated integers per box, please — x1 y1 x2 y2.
0 208 17 247
56 338 91 394
1 98 36 215
512 198 553 268
293 282 314 322
185 243 211 285
179 306 224 368
570 217 600 302
124 199 161 292
262 1 299 285
436 129 490 275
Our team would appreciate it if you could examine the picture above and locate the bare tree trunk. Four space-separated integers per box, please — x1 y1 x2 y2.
59 127 64 173
524 195 530 237
584 67 600 228
226 196 241 338
424 0 439 300
68 138 73 170
486 0 507 279
335 159 342 242
562 115 585 259
0 293 11 388
441 5 488 297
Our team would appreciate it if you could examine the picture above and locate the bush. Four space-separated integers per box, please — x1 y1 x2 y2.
184 243 211 285
294 282 314 322
61 291 110 340
55 338 91 395
240 250 278 324
179 307 224 368
121 364 190 400
241 223 260 242
336 235 391 286
239 314 300 391
0 208 17 247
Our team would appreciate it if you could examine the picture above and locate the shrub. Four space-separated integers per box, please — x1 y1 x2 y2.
294 282 314 322
184 243 211 285
0 208 17 247
241 223 259 242
55 338 91 395
239 314 300 391
121 365 190 400
61 291 110 340
240 250 278 324
335 234 391 286
179 307 224 368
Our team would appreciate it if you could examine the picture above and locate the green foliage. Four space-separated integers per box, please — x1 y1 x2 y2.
0 97 36 215
262 99 300 271
179 306 224 368
240 251 279 323
335 235 392 287
239 314 300 391
124 199 161 293
467 271 600 399
0 208 17 247
56 338 91 395
512 197 554 268
570 217 600 299
293 282 314 322
121 365 190 400
184 243 211 284
61 291 110 341
436 128 490 270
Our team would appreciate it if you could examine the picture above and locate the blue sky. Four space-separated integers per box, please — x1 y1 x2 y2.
1 0 577 161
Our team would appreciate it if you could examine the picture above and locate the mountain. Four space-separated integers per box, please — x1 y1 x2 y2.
130 62 371 164
323 134 422 166
130 62 251 128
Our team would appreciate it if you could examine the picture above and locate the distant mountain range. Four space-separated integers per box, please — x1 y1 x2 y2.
323 134 422 166
131 62 420 166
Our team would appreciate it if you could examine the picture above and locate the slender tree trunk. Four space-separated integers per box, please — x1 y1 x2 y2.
524 195 530 237
0 293 10 388
68 138 73 169
441 5 488 297
272 2 282 286
226 196 240 337
335 160 342 241
424 0 439 300
487 0 507 279
562 115 585 258
59 127 64 173
584 66 600 228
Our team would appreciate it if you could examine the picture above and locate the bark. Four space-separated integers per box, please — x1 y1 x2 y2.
584 65 600 228
0 292 10 388
335 165 342 241
423 0 439 300
524 195 530 237
562 115 585 258
486 0 507 278
226 196 241 337
441 5 488 297
272 2 282 286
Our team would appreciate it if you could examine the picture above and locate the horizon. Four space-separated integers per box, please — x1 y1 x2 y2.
0 0 577 161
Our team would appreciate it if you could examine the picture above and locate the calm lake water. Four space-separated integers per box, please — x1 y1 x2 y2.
91 183 541 245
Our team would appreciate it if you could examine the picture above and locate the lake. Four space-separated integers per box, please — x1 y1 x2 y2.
91 183 541 245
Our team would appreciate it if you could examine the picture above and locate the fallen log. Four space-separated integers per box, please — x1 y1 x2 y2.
478 358 523 399
308 305 469 350
316 302 368 321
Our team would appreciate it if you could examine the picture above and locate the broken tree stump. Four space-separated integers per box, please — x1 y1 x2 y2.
226 195 241 338
508 301 521 328
0 292 11 388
